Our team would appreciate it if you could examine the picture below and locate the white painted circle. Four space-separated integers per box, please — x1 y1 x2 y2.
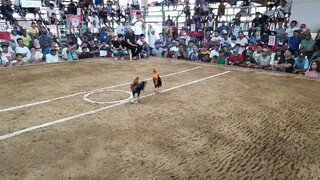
83 89 132 104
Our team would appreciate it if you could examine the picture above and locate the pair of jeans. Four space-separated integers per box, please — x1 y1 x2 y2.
113 50 128 56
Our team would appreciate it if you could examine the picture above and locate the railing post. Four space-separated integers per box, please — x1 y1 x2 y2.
162 2 165 35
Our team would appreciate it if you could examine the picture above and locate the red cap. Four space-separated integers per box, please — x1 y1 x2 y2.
300 24 306 29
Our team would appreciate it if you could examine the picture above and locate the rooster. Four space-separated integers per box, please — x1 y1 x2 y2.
131 76 147 103
153 68 162 93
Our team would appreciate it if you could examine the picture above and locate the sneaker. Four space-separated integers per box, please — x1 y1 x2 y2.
114 58 118 60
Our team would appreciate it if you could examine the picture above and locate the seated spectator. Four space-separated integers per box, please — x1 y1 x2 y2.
289 30 301 52
90 12 100 25
274 49 295 73
177 44 188 60
10 29 21 50
305 60 320 78
126 27 143 60
116 20 125 36
275 22 286 43
285 20 299 41
209 44 219 60
199 44 210 62
0 44 15 63
1 0 14 22
300 24 311 40
79 47 93 60
48 13 59 25
137 34 150 58
168 40 180 58
66 43 79 61
44 42 58 55
222 45 232 59
12 19 23 36
28 22 39 39
14 53 25 65
100 41 112 57
272 49 285 69
229 49 244 66
300 32 315 59
39 30 51 51
46 49 59 63
15 38 31 63
235 31 248 54
257 48 271 69
21 30 32 48
90 21 100 34
293 53 309 74
189 45 199 61
37 20 46 35
29 46 43 63
47 3 56 18
151 42 165 58
243 50 259 68
112 34 128 60
214 50 228 65
253 44 263 61
0 50 9 67
250 32 260 44
311 44 320 61
99 27 109 44
156 33 166 49
217 21 229 34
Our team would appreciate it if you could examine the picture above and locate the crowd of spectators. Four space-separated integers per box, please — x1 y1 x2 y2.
0 0 320 78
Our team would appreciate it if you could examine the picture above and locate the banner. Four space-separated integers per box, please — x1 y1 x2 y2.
268 36 276 46
0 32 10 41
0 21 7 32
21 0 42 7
67 15 83 29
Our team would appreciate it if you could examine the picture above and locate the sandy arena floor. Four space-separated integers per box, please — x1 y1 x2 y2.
0 57 319 180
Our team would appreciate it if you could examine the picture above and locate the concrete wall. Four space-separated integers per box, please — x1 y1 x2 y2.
290 0 320 33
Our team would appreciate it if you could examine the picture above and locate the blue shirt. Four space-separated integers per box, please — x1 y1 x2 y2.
67 52 78 61
289 37 301 51
44 47 51 55
294 58 309 70
100 33 108 43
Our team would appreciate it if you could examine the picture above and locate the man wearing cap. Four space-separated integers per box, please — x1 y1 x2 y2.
300 32 316 59
300 24 311 40
257 48 271 69
293 52 309 74
126 27 142 60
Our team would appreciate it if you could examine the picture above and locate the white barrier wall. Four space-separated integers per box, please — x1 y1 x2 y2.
290 0 320 33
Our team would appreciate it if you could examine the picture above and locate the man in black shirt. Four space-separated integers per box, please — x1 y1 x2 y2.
79 47 93 59
112 34 128 60
248 12 263 37
126 27 143 60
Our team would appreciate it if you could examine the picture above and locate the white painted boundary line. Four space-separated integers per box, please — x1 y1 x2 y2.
0 71 230 141
0 66 202 113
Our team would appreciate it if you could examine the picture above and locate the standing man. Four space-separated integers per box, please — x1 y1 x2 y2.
132 11 145 41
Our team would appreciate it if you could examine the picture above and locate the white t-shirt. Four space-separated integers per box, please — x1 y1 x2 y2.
209 50 219 58
0 47 14 54
46 54 59 63
47 8 56 17
30 51 43 61
149 33 157 48
232 26 242 38
10 34 21 47
0 55 9 66
253 51 261 61
134 19 143 35
137 39 148 46
211 36 222 42
116 24 124 35
221 37 232 46
236 37 248 53
61 47 68 60
90 16 100 25
15 46 31 62
90 24 100 34
170 46 179 52
285 27 299 38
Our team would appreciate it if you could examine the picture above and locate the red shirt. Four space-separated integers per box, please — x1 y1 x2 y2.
229 54 244 63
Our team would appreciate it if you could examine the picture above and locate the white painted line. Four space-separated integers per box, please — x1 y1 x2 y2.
0 71 230 141
83 89 132 104
0 66 202 113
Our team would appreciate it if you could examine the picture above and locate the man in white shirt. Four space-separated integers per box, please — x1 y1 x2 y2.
221 32 232 47
90 21 100 34
235 31 248 54
46 49 60 63
132 12 145 41
47 3 56 18
148 27 157 49
15 38 31 62
209 45 219 59
29 46 44 63
10 29 21 50
116 20 124 36
285 20 299 39
89 12 100 25
0 50 9 67
211 30 222 42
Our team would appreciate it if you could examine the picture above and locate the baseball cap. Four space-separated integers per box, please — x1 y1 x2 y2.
300 24 306 29
298 52 305 58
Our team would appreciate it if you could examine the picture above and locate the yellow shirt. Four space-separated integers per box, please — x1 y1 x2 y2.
21 35 32 47
29 27 39 37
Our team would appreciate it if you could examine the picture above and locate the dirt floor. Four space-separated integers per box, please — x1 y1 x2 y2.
0 57 320 180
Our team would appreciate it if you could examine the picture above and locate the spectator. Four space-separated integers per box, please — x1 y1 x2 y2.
165 15 174 27
218 1 226 19
14 53 25 65
229 49 244 66
59 5 67 21
248 12 262 37
184 3 191 20
217 21 229 34
29 46 43 63
79 47 93 59
272 49 285 69
39 30 51 51
99 28 109 44
275 49 295 73
15 38 31 63
202 2 210 16
112 34 128 60
275 22 286 42
126 27 143 60
211 30 222 46
148 26 157 49
177 44 188 60
221 32 232 47
243 50 259 68
21 30 32 48
46 49 59 63
36 20 46 35
90 20 100 34
156 33 166 49
0 44 14 64
300 24 311 40
257 48 271 69
132 11 145 41
206 15 214 31
137 34 150 58
189 45 199 61
116 20 124 36
235 31 248 54
305 60 320 78
151 42 165 58
48 13 59 25
215 50 228 65
90 12 100 25
199 44 210 62
311 44 320 61
12 19 23 36
66 43 78 61
1 0 14 22
293 52 309 74
209 44 219 60
168 40 180 58
300 32 315 59
0 50 9 67
47 3 56 18
288 30 301 53
285 20 299 40
10 29 21 50
28 22 39 39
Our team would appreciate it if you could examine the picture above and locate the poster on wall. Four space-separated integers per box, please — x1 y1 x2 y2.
0 21 7 32
191 24 195 32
